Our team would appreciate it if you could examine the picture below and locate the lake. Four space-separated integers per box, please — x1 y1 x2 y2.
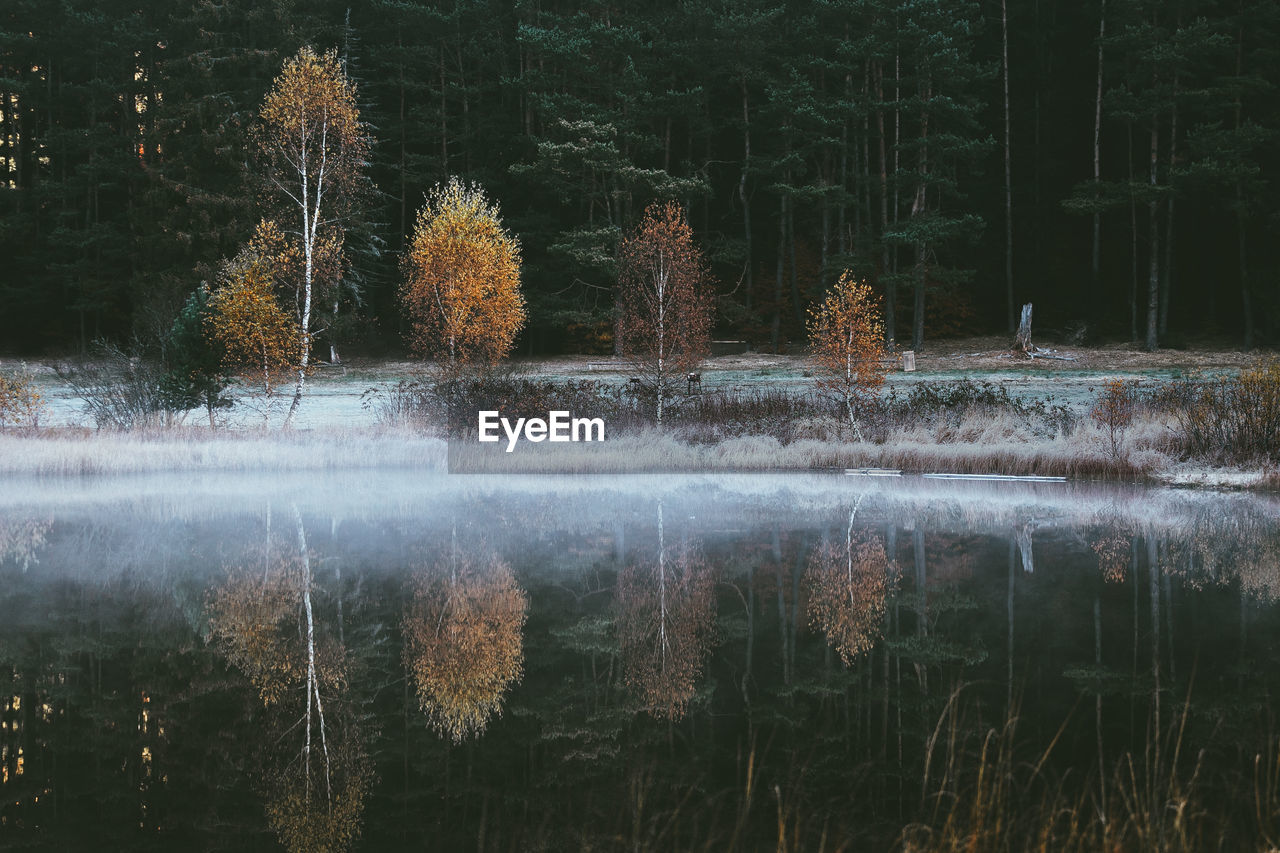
2 472 1278 850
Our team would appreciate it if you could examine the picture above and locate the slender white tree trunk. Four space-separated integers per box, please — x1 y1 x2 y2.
657 501 666 669
295 504 332 807
285 110 329 428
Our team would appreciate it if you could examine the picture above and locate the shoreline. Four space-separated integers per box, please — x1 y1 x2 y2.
1 428 1274 490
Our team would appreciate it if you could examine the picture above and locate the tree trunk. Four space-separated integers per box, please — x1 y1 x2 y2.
1007 540 1015 717
1235 26 1253 351
1160 78 1178 338
398 48 408 251
910 72 930 353
1148 535 1161 770
912 242 926 352
1239 198 1252 350
1092 0 1106 304
1014 303 1033 353
1094 594 1106 817
1128 122 1138 342
1001 0 1015 333
788 186 803 331
771 192 785 352
1146 117 1160 352
875 62 895 345
440 46 448 171
913 525 927 695
740 83 753 313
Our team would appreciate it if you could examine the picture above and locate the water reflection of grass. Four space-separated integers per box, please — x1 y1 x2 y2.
592 686 1278 852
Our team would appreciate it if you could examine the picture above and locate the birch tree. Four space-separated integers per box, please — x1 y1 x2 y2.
617 202 713 426
208 250 301 423
807 272 887 441
254 47 369 427
399 178 526 370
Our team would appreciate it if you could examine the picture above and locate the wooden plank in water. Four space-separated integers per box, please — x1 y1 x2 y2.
845 468 903 477
921 473 1066 483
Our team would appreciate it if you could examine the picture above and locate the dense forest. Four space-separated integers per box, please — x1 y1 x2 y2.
1 0 1277 357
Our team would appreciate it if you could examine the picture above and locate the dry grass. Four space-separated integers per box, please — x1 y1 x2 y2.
895 685 1229 853
0 427 447 475
445 420 1153 479
0 407 1270 488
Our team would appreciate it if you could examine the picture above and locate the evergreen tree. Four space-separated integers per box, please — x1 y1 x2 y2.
158 285 233 426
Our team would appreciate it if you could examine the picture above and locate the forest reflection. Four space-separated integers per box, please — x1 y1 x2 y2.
1 475 1280 850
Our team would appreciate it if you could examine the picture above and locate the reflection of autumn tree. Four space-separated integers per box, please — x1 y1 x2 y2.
208 557 308 704
263 719 372 853
616 502 716 720
0 516 50 572
402 549 528 743
206 506 370 852
1091 527 1132 585
805 502 892 666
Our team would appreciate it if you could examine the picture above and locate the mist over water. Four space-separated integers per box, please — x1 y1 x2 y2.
2 472 1279 849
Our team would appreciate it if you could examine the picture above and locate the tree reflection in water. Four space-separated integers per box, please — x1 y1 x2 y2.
616 501 716 720
402 539 528 743
0 515 50 572
805 500 894 666
206 506 371 853
4 478 1280 850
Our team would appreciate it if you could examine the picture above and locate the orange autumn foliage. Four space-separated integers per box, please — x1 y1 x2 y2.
0 367 44 430
805 536 892 666
400 178 525 369
616 201 713 425
402 552 528 743
206 554 347 706
1092 529 1132 585
208 251 301 403
263 728 372 853
807 272 887 440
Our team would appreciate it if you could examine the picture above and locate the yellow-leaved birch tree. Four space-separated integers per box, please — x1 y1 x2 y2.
399 178 525 370
255 47 369 427
807 272 887 441
208 251 301 422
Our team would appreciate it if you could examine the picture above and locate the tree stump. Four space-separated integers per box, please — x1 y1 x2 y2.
1013 303 1034 355
902 351 916 372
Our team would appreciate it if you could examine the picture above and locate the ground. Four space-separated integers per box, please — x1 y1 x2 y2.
2 336 1273 428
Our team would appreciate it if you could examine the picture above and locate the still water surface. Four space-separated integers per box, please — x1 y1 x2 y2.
1 473 1278 850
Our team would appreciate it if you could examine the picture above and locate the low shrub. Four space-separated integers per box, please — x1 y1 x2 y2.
370 374 1088 451
1173 361 1280 463
361 378 441 430
671 388 839 444
869 379 1075 440
56 341 175 430
0 365 45 429
1091 378 1138 459
364 374 632 437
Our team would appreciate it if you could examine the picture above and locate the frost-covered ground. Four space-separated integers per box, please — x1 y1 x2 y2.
9 335 1257 429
